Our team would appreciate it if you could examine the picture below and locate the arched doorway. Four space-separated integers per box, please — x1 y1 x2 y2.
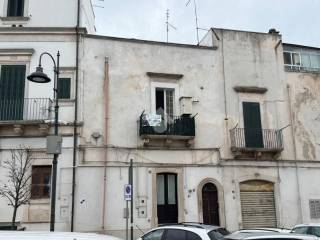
240 180 276 228
202 182 220 225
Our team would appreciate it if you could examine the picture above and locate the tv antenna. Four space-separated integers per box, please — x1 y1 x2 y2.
186 0 199 44
166 9 177 43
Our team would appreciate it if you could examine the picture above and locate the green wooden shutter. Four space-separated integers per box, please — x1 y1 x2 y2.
0 65 26 120
7 0 24 17
243 102 264 148
57 78 71 99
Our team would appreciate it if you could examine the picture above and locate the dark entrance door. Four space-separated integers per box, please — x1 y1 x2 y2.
157 173 178 224
0 65 26 120
202 183 220 225
243 102 263 148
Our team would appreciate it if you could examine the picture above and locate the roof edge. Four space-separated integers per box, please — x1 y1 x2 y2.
84 34 217 50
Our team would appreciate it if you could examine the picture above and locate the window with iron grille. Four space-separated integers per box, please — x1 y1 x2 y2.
31 166 51 199
309 199 320 219
7 0 24 17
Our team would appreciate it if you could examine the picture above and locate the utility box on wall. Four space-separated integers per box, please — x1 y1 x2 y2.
179 96 193 115
47 135 63 154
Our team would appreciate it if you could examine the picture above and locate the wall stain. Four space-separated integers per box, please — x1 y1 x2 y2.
294 86 317 160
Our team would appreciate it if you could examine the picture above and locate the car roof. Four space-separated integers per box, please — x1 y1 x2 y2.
294 224 320 228
226 232 317 240
0 231 122 240
157 223 222 232
151 225 206 235
236 228 291 233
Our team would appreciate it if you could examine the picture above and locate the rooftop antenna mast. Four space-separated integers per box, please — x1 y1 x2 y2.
186 0 199 44
166 9 177 43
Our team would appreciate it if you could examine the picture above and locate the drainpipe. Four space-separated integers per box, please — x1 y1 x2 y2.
71 0 80 232
102 57 110 231
220 30 230 156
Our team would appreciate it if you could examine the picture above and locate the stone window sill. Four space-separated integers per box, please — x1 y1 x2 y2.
0 16 30 22
29 198 50 205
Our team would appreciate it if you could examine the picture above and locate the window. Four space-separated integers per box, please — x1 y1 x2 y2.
283 51 301 66
31 166 51 199
57 78 71 99
7 0 24 17
155 88 174 118
284 50 320 72
165 229 185 240
310 199 320 219
143 229 165 240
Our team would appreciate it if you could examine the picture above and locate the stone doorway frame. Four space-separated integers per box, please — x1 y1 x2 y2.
151 168 184 227
197 178 226 227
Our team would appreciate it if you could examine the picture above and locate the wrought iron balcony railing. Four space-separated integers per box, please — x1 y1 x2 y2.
0 98 53 121
230 128 283 151
139 113 195 137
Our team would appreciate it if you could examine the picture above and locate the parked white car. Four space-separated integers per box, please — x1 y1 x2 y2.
291 224 320 238
0 231 123 240
137 223 230 240
225 232 318 240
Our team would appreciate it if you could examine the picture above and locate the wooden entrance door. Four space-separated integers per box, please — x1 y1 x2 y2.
202 183 220 225
157 173 178 224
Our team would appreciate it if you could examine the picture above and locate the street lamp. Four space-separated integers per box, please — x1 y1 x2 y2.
27 51 60 232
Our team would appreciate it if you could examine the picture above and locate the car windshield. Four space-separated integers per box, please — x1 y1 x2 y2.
208 229 228 240
311 227 320 237
291 226 309 235
216 228 231 236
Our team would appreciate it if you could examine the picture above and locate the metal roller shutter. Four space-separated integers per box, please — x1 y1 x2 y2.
240 191 277 228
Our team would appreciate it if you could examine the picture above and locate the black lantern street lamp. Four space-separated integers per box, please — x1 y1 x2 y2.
27 51 60 232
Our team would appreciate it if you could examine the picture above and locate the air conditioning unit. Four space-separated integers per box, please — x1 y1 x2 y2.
179 96 193 116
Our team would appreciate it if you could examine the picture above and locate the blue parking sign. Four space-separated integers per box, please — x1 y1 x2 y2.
124 184 132 201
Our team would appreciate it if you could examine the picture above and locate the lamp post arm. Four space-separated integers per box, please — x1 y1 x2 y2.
38 52 57 70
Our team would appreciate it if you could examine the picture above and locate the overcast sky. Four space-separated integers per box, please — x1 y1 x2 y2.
93 0 320 47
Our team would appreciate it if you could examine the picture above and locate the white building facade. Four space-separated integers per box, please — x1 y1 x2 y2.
0 0 320 238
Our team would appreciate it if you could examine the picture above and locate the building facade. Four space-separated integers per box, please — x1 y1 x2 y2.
0 0 320 238
0 0 94 231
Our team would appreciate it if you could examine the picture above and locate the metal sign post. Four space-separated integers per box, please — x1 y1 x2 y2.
129 159 133 240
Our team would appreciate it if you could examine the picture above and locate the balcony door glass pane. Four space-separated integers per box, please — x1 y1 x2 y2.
165 89 174 118
157 174 165 205
167 174 176 204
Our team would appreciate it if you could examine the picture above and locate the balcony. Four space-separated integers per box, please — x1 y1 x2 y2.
139 112 195 147
230 128 283 158
0 98 52 122
0 98 53 135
